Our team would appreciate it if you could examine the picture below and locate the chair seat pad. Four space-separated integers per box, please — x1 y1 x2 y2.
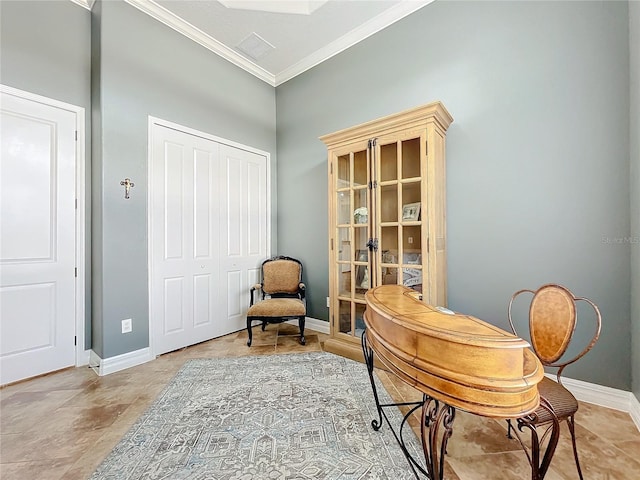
533 377 578 424
247 298 305 317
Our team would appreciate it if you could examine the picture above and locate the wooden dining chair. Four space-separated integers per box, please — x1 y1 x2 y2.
506 284 602 480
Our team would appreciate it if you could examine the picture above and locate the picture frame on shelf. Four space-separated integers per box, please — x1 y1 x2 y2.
402 202 421 221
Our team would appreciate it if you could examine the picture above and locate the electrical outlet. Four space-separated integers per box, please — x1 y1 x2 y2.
122 318 132 333
408 236 414 244
326 297 330 308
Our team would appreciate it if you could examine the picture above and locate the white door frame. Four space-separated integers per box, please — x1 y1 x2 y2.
147 116 271 357
0 84 87 368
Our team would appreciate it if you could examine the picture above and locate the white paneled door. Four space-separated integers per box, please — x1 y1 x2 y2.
0 90 77 385
150 122 269 356
219 144 268 334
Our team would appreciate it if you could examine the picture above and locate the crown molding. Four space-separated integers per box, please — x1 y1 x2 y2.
89 0 433 87
124 0 276 86
69 0 95 10
274 0 434 86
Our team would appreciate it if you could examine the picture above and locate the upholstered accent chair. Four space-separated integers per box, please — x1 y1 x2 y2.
246 256 306 347
506 284 602 480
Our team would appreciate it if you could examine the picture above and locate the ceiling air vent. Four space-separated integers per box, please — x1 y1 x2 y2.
235 32 275 61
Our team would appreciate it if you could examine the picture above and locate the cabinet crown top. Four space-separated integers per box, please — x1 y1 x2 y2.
319 101 453 147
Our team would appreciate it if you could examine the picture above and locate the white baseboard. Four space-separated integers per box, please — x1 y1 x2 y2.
547 373 640 431
89 348 154 376
286 316 330 335
551 374 631 412
630 393 640 431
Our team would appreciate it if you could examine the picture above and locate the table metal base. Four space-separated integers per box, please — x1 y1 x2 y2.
362 329 561 480
362 330 455 480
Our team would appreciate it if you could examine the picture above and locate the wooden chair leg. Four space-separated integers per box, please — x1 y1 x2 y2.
247 318 253 346
298 316 306 345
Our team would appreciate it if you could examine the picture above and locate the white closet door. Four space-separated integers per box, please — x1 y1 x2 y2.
150 125 221 355
150 123 269 356
219 144 268 335
0 91 76 384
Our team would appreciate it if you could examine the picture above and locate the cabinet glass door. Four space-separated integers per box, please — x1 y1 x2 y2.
333 145 370 338
375 135 425 294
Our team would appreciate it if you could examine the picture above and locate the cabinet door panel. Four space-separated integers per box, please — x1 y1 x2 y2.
337 192 351 225
380 185 398 223
401 137 421 179
379 142 398 181
337 154 350 184
338 300 352 335
353 150 368 186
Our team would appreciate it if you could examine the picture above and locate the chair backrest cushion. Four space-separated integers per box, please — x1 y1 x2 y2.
262 258 301 294
529 285 576 364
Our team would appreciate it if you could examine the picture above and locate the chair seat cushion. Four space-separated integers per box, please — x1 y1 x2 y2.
533 377 578 424
247 298 305 317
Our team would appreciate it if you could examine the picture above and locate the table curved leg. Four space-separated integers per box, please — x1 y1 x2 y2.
362 329 384 430
362 329 459 479
421 395 456 480
510 397 561 479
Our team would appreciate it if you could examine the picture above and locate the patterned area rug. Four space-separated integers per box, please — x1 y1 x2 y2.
90 352 424 479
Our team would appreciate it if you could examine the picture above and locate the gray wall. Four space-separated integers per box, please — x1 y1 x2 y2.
92 0 276 358
276 0 632 390
0 0 93 349
630 1 640 402
0 0 636 394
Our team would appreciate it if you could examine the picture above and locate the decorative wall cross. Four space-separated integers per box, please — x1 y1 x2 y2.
120 178 135 199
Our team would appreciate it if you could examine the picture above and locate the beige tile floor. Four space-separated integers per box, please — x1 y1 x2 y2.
1 324 639 479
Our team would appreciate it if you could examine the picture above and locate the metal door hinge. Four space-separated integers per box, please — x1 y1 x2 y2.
75 267 78 277
74 336 77 346
75 131 78 141
331 238 334 250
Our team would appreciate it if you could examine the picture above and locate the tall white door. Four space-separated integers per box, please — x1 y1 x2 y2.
150 123 269 356
151 125 221 355
0 91 77 385
219 144 268 334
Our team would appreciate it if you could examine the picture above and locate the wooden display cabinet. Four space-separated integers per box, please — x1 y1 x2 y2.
320 102 453 362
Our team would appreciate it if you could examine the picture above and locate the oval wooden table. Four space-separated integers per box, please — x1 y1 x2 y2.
362 285 554 480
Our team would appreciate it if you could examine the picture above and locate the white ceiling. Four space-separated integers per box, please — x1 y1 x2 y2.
72 0 433 86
